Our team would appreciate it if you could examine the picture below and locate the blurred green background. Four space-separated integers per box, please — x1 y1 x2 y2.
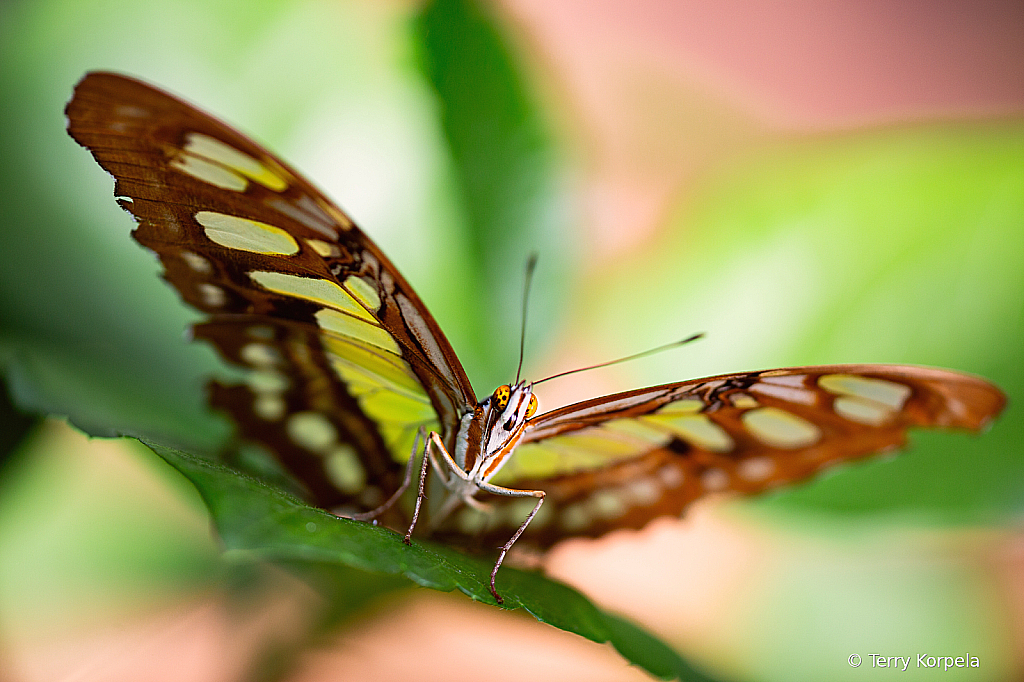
0 0 1021 680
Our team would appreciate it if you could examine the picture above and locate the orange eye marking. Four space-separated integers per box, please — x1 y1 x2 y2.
526 394 538 418
493 385 511 410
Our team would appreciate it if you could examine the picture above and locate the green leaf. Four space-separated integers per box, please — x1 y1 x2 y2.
149 442 718 682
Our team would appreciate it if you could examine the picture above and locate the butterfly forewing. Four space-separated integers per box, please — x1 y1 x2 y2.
439 365 1005 548
66 72 475 512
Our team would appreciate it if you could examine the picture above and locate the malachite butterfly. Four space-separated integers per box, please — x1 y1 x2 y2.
65 72 1006 603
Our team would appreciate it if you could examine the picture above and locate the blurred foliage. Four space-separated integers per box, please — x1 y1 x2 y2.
414 0 565 391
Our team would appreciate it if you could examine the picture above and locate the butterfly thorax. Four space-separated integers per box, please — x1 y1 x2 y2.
454 382 538 483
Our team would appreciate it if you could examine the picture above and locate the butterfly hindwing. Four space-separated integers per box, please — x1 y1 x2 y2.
65 72 476 512
440 365 1005 548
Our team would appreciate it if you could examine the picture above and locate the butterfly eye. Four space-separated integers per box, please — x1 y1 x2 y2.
526 394 538 419
493 385 511 410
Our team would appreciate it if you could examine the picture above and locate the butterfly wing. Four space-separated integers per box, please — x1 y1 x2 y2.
66 72 476 514
440 365 1005 548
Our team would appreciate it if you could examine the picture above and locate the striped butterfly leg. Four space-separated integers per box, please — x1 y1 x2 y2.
401 431 546 603
404 427 437 544
347 428 424 523
477 480 546 605
404 430 470 543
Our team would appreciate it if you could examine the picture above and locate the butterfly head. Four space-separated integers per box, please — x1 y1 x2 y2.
485 382 539 436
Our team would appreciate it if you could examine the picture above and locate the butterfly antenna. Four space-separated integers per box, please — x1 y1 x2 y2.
515 253 539 385
533 333 705 386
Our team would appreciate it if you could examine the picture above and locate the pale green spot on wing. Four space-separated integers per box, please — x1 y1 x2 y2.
833 396 892 426
196 211 300 255
321 335 423 397
248 270 375 321
286 411 337 452
315 308 400 354
819 374 911 410
741 407 821 449
344 276 381 311
183 132 288 192
169 153 248 191
643 413 735 452
324 444 367 494
318 330 437 464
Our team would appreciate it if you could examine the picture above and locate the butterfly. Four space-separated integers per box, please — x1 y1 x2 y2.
65 72 1006 604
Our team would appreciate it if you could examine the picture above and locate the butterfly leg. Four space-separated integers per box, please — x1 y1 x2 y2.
405 431 471 542
476 482 546 605
348 427 424 522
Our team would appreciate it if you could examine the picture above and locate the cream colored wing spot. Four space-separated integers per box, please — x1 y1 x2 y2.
589 490 628 520
170 153 248 191
246 369 289 393
305 239 339 257
254 395 286 421
737 456 777 482
819 374 911 410
644 413 735 453
623 478 661 506
324 444 366 494
195 211 299 255
182 132 288 192
832 396 892 426
658 464 684 489
114 104 148 119
248 270 375 321
559 503 592 532
742 407 821 449
179 250 212 274
240 342 281 367
700 468 730 491
286 411 337 452
316 308 400 354
198 283 227 307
